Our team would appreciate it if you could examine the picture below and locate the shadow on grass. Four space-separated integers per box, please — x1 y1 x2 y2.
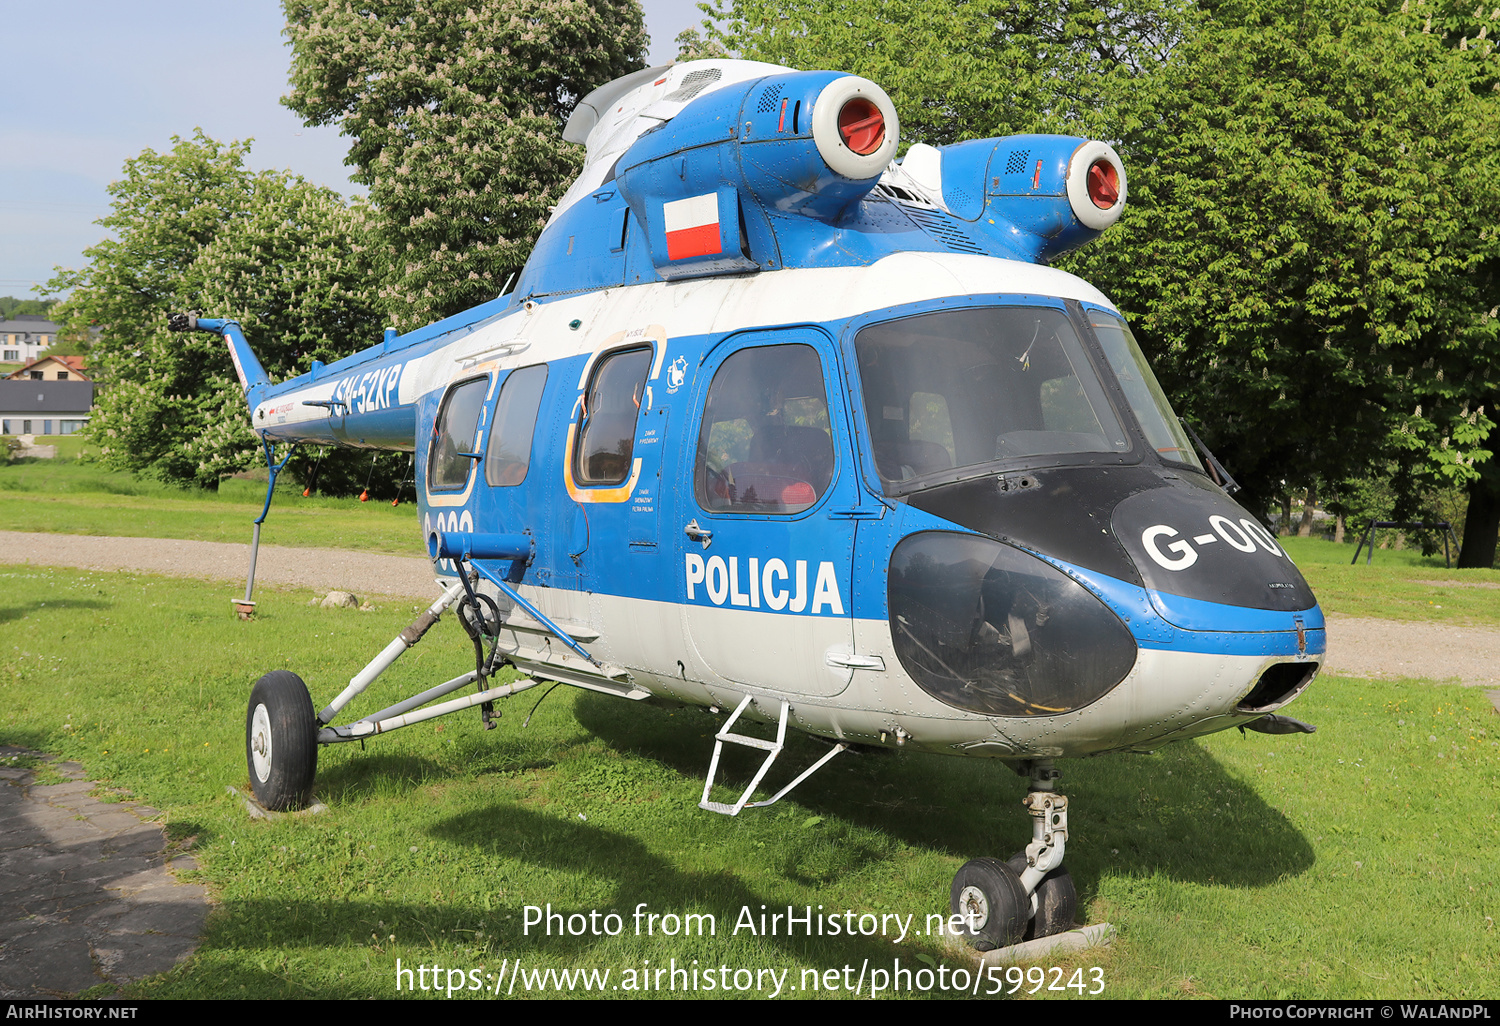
0 729 59 751
570 692 1316 894
0 598 108 624
134 805 950 1000
314 738 565 806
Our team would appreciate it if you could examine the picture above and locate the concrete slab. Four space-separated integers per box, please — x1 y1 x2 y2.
0 745 208 997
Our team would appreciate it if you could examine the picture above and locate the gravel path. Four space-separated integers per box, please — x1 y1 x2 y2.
1 531 1497 690
1322 613 1500 689
0 531 438 600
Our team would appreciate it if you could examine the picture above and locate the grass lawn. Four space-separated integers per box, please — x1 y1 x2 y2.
0 459 422 555
1 560 1496 1000
1280 536 1500 628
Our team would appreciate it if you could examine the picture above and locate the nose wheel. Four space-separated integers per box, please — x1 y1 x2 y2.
246 670 319 811
1006 852 1077 940
952 760 1076 950
951 857 1030 950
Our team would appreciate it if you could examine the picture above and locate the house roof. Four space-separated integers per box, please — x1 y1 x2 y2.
5 355 90 381
0 316 63 336
0 380 95 414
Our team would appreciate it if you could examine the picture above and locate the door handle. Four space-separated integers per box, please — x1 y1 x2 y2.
683 520 713 547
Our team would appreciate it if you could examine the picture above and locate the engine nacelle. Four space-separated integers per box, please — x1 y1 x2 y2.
928 134 1128 263
615 70 900 278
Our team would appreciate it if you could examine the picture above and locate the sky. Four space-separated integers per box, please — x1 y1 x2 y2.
0 1 708 301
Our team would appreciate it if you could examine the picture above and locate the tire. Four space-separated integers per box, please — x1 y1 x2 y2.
1007 851 1078 940
950 857 1029 951
246 671 318 811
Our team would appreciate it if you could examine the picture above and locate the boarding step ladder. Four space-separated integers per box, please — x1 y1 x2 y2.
699 694 848 816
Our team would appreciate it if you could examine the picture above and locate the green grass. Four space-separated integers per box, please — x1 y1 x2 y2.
0 459 421 555
3 435 94 460
1282 536 1500 627
1 562 1496 999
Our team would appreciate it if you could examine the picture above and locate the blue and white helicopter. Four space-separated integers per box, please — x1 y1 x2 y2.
177 59 1324 951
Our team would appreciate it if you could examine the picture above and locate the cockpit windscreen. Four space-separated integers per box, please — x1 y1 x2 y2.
855 306 1129 491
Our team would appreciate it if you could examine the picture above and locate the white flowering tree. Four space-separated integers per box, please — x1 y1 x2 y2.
49 131 386 488
282 0 649 328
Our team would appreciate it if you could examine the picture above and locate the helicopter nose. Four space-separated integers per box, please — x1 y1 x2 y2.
1111 480 1321 628
886 531 1137 718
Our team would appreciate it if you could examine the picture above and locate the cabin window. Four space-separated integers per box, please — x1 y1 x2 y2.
428 376 489 491
575 347 651 486
1086 310 1203 471
695 344 834 514
855 306 1128 491
485 363 548 487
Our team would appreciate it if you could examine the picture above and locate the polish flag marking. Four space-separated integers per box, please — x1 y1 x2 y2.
663 193 722 260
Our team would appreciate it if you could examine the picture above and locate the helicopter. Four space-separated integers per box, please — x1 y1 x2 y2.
174 58 1324 952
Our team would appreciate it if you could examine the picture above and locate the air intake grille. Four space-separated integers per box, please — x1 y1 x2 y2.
754 84 783 112
903 207 987 255
664 68 724 103
1003 149 1031 175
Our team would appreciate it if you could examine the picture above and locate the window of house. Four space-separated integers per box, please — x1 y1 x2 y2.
427 376 489 491
695 344 835 514
3 350 17 361
485 364 548 487
28 371 42 380
574 347 651 486
57 371 69 380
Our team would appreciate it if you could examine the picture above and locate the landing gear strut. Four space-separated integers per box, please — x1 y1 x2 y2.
952 760 1077 950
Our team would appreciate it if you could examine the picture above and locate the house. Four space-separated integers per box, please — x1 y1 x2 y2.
0 380 95 437
0 316 64 365
5 355 89 382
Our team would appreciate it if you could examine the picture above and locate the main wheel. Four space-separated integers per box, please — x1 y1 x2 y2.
950 857 1029 951
1007 851 1077 940
246 671 318 811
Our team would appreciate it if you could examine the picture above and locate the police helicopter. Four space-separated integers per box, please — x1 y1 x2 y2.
175 58 1324 952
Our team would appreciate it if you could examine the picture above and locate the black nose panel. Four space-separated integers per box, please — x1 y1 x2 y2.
1111 476 1316 616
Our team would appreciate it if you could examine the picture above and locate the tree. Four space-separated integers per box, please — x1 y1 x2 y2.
0 297 58 319
1063 0 1500 535
690 0 1195 145
281 0 649 329
48 131 385 488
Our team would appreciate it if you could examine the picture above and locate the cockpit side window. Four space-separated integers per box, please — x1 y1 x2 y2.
575 346 651 486
428 376 489 491
1086 310 1204 471
696 344 834 514
855 306 1129 491
484 364 548 487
